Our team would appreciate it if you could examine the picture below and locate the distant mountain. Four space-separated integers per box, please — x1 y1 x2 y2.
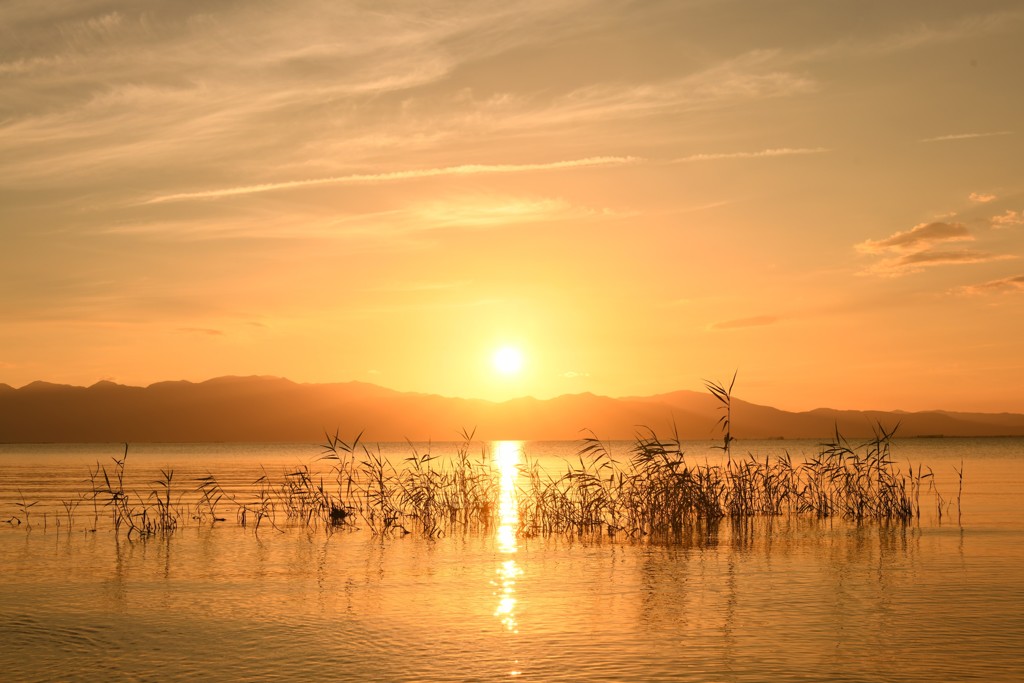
1 375 1023 443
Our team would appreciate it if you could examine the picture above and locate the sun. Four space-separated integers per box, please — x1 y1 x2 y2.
492 346 525 375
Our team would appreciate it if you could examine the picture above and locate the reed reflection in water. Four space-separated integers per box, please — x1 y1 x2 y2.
493 441 523 635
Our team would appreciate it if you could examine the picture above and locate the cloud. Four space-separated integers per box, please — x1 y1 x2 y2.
561 371 590 379
896 249 1009 267
177 327 223 336
417 197 571 227
415 196 629 230
959 274 1024 295
992 210 1024 227
144 157 640 204
969 192 997 203
675 147 829 163
870 249 1014 276
106 192 618 241
857 221 1018 275
711 315 778 330
856 222 972 254
827 7 1024 57
545 57 815 123
0 1 621 189
414 50 817 143
919 131 1013 143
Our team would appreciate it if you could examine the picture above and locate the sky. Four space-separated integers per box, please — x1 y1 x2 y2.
1 0 1023 413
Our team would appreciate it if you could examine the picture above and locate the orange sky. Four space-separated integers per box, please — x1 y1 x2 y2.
1 2 1023 412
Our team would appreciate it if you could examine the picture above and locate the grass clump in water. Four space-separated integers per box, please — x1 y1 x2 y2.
82 444 184 538
515 422 932 541
3 424 949 541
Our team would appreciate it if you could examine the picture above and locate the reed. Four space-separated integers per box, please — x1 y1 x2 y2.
319 429 362 526
512 421 931 541
86 444 184 538
194 474 227 523
954 459 964 524
14 489 37 529
3 426 954 542
61 496 82 531
704 370 737 465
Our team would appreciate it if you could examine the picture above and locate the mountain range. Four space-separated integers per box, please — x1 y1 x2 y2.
2 375 1023 443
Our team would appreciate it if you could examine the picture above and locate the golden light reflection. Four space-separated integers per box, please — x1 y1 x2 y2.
492 440 522 633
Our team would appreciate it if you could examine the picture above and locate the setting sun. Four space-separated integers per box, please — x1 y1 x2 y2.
492 346 525 375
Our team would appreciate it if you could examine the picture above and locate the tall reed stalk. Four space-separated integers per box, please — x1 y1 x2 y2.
704 370 737 466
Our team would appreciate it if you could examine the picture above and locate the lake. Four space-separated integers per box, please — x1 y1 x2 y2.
1 437 1022 681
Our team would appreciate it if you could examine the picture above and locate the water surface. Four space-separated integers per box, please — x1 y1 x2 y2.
1 438 1022 681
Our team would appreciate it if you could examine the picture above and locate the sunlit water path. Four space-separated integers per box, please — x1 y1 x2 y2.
2 438 1023 681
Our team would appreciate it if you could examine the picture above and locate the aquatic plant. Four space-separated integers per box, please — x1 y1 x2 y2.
194 474 227 523
511 421 932 541
14 489 37 529
85 444 184 538
704 370 737 464
2 428 955 541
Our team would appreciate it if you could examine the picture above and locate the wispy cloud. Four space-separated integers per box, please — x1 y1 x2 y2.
919 131 1013 143
541 53 816 123
896 249 1011 267
992 210 1024 228
426 50 817 141
675 147 829 163
959 274 1024 295
868 249 1014 276
144 157 640 204
0 3 822 198
711 315 779 330
857 221 1017 275
107 193 614 240
856 222 972 254
860 8 1024 54
561 371 591 379
178 327 224 336
970 192 997 203
415 196 625 228
0 1 610 188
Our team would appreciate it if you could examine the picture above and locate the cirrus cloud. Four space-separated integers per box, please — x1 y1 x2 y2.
674 147 829 163
919 131 1013 143
857 221 1017 276
896 249 1010 267
143 156 640 204
856 221 972 254
959 274 1024 295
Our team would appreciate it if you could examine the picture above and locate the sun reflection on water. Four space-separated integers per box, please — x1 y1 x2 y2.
492 440 522 634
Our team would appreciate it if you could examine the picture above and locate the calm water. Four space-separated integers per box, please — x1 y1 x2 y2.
1 438 1023 682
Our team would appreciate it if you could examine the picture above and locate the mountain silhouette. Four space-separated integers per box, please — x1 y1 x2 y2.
1 375 1022 443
